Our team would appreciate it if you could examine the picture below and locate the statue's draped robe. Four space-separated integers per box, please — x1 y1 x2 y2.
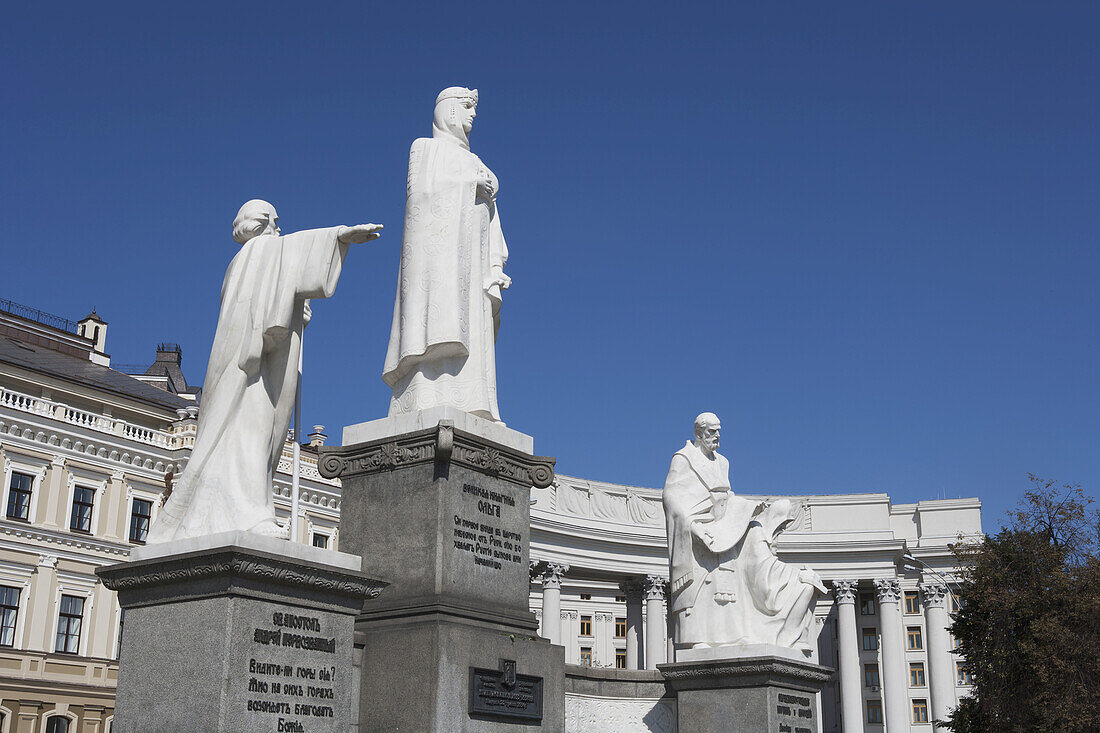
382 134 508 422
149 228 348 542
663 441 816 648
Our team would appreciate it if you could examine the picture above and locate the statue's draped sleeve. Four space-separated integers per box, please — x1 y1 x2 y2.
227 228 348 378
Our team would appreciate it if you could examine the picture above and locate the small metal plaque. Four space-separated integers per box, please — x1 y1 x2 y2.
468 658 543 721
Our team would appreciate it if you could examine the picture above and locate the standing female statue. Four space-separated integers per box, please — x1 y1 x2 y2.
382 87 510 423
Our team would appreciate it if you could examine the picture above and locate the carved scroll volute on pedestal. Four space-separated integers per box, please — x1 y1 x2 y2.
318 423 555 489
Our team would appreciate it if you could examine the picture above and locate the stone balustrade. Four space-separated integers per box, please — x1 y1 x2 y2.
1 385 178 449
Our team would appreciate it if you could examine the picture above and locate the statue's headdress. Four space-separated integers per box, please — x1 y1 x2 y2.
436 86 478 106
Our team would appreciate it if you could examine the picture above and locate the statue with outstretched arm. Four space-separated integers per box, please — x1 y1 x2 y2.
149 200 382 542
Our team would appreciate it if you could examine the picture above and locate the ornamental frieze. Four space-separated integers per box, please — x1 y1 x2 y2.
98 552 386 600
318 421 555 489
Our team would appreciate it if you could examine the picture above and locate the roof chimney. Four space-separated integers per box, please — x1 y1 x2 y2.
155 342 182 365
308 425 327 447
77 310 109 365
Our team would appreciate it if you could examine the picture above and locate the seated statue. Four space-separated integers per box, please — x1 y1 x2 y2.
662 412 826 652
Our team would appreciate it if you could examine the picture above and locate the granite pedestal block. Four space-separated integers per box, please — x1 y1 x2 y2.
320 417 564 733
96 532 386 733
659 652 833 733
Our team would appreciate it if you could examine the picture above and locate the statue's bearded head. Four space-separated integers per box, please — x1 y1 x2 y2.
232 200 280 244
693 412 721 456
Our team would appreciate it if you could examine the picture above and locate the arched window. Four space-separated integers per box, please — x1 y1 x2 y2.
45 716 70 733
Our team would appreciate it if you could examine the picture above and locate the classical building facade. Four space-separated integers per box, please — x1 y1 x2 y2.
528 476 981 733
0 298 980 733
0 301 341 733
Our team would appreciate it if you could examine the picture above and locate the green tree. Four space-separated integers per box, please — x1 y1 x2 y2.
944 475 1100 732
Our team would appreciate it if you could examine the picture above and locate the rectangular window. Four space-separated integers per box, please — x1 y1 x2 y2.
956 663 973 686
907 626 924 650
864 663 879 688
866 699 883 724
910 662 926 687
580 615 592 636
614 595 625 603
6 471 33 521
55 595 84 654
912 698 929 723
70 486 95 533
0 586 19 647
861 628 878 651
129 498 152 543
311 533 329 549
579 593 591 601
615 651 626 669
860 594 875 615
904 590 920 615
580 647 592 667
615 617 626 638
951 594 962 613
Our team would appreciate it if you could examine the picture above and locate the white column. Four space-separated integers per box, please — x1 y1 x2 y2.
644 574 667 669
620 578 644 670
921 581 955 730
833 580 865 733
875 578 908 733
539 562 568 645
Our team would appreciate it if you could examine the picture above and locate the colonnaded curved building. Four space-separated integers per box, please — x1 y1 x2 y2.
0 299 980 732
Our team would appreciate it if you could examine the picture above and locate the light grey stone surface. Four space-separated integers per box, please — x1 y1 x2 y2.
675 642 812 665
343 406 534 453
332 421 562 731
660 654 833 733
97 542 384 733
129 529 362 570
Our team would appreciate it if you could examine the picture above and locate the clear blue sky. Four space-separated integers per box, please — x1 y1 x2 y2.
3 2 1097 528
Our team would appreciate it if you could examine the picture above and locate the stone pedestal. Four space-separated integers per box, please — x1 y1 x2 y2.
319 414 564 733
660 648 833 733
96 531 385 733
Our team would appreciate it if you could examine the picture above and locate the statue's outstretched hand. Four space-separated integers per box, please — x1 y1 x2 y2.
337 223 383 244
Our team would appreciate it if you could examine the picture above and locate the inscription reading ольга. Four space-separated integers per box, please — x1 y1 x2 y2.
452 483 524 572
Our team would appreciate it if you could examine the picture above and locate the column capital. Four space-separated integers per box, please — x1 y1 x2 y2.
919 581 949 609
831 579 859 604
873 576 902 604
643 574 667 601
618 577 644 601
540 562 569 589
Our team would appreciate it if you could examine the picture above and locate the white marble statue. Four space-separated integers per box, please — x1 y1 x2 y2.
382 87 510 423
663 413 827 652
148 200 382 542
